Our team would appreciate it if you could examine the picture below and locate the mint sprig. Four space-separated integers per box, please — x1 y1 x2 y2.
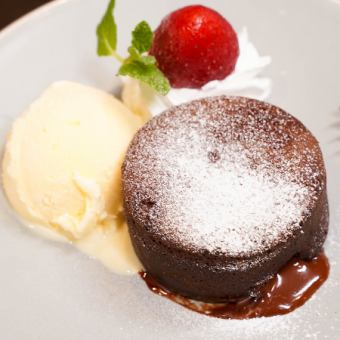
131 21 153 54
96 0 170 95
96 0 119 58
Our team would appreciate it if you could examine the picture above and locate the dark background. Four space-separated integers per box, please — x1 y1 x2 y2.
0 0 52 29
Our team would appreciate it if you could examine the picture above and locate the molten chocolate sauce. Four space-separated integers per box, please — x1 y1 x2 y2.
140 253 329 319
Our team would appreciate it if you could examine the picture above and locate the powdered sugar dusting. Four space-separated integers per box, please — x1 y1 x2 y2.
123 96 325 257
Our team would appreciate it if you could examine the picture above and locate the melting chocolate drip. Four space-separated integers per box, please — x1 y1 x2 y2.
140 252 329 319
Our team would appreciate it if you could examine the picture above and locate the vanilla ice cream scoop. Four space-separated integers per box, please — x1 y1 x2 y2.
2 81 142 274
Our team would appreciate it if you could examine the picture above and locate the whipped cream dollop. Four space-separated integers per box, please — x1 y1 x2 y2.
122 28 272 119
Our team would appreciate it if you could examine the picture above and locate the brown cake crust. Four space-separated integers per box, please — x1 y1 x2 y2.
122 96 329 302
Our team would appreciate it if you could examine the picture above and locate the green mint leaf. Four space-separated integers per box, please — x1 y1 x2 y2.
132 21 153 53
96 0 117 56
118 61 170 95
127 46 156 65
127 46 140 60
139 55 157 66
95 3 171 95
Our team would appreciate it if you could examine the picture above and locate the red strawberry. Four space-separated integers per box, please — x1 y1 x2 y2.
150 5 239 89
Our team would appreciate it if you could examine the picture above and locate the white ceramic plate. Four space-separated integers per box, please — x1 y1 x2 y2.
0 0 340 339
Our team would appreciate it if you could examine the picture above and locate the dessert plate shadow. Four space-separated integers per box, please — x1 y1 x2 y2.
0 0 340 339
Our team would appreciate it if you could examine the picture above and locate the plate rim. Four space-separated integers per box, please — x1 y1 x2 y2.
0 0 70 43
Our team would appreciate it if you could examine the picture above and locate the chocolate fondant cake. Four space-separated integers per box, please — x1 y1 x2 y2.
122 96 328 302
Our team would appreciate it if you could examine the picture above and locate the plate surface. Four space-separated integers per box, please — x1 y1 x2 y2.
0 0 340 339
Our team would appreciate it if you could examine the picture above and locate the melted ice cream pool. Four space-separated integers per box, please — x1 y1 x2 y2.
122 28 272 120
